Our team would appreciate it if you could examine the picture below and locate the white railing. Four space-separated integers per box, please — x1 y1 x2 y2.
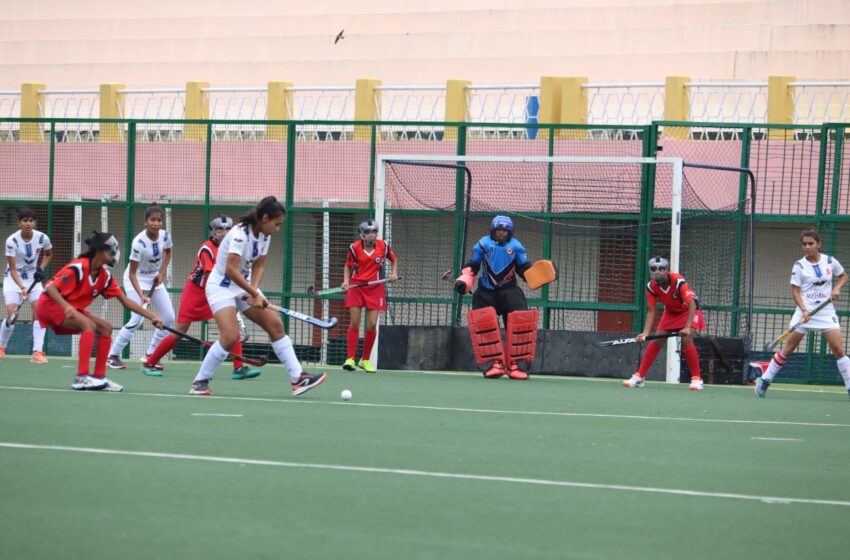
377 85 446 140
466 84 539 138
119 88 185 141
685 82 768 140
586 82 665 126
0 90 19 141
40 89 100 141
791 82 850 125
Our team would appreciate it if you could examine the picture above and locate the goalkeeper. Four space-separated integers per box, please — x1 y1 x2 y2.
455 216 554 380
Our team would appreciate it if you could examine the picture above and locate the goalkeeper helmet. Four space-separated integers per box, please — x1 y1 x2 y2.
648 256 669 271
359 219 379 240
209 214 233 241
86 232 121 267
490 215 514 244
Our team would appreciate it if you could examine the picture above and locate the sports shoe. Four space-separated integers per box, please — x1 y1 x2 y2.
484 360 507 379
232 365 262 380
30 351 48 364
143 354 164 371
689 378 704 391
107 355 126 369
71 375 108 391
342 358 356 371
623 373 645 388
507 362 529 380
101 377 124 392
291 371 327 396
139 363 163 377
189 380 212 396
755 377 771 398
357 358 377 373
0 346 5 360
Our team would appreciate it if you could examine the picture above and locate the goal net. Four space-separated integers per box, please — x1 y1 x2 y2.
376 155 755 383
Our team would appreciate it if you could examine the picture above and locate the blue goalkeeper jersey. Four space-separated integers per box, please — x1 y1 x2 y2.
467 235 529 290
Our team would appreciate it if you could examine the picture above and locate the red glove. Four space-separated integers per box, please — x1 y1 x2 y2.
455 267 474 294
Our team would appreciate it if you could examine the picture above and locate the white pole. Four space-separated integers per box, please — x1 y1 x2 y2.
371 160 388 367
71 195 82 359
667 159 683 384
100 196 110 319
164 202 173 287
321 199 330 365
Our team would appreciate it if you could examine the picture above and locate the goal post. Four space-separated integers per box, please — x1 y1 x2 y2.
376 154 755 383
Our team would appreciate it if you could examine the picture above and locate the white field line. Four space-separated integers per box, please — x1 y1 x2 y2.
751 437 803 442
1 441 848 508
191 413 243 418
1 385 849 428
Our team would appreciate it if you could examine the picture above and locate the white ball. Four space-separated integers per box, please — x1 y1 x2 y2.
341 389 352 401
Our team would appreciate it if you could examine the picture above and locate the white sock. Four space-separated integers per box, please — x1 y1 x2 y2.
108 326 135 357
763 351 788 382
194 341 229 382
146 328 169 356
0 321 14 348
272 336 302 382
836 356 850 390
32 320 46 353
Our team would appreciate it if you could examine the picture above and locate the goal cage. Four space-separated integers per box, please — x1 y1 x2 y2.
375 155 756 384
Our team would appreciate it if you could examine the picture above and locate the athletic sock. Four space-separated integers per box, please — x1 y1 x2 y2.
362 329 377 360
763 351 788 382
346 327 359 359
683 343 701 379
78 330 95 375
0 321 14 348
146 335 177 366
109 326 135 357
94 335 111 377
31 320 46 353
272 336 302 382
637 341 662 377
836 355 850 390
231 340 244 370
194 341 229 382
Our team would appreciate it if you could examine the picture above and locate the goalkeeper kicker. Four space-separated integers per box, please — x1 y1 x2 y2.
455 215 557 380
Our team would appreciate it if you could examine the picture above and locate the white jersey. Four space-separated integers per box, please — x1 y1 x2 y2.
791 254 844 310
208 223 271 290
4 229 52 283
123 229 172 288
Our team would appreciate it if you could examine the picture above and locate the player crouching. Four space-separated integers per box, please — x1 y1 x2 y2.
455 216 557 379
623 256 705 391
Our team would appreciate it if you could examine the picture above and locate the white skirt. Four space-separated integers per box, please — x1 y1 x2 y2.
3 278 44 305
790 305 840 333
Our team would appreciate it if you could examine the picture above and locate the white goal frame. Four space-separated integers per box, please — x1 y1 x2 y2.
376 154 685 383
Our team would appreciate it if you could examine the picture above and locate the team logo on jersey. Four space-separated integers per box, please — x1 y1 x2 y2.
252 241 258 258
374 257 382 264
91 289 100 297
506 248 513 255
151 243 160 257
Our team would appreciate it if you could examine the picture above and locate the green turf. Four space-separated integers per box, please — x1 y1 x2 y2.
1 355 849 559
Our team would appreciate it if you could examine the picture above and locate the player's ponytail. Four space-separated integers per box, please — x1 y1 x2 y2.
239 196 285 226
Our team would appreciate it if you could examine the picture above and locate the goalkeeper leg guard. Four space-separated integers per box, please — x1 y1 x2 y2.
467 306 506 378
505 309 539 380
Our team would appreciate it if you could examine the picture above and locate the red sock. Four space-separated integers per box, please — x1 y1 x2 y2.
146 334 177 366
637 341 662 377
683 343 701 379
78 330 95 375
347 327 359 359
94 335 111 377
362 329 377 360
231 340 244 370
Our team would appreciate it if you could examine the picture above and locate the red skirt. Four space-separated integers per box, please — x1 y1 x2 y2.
344 283 387 311
657 307 705 331
177 279 214 323
35 296 91 335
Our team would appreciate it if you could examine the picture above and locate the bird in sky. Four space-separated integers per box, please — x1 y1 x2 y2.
334 29 345 44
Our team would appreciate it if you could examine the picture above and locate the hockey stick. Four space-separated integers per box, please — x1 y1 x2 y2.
236 312 250 343
6 280 41 327
307 278 392 297
764 298 832 351
126 280 159 330
161 324 267 367
263 302 338 329
593 332 680 348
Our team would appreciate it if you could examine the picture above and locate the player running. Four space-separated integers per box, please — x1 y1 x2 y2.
140 214 261 380
623 256 706 390
341 219 398 373
189 196 326 396
107 203 176 369
455 216 551 380
754 228 850 399
1 207 53 363
36 232 162 391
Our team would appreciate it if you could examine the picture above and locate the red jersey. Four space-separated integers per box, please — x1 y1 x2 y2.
188 239 218 288
346 239 396 283
646 272 698 314
50 257 123 309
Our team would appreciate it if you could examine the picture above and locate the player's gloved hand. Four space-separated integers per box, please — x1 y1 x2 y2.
33 267 44 282
455 267 474 294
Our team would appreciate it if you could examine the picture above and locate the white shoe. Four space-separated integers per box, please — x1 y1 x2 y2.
623 374 645 388
71 375 108 391
102 377 124 392
689 378 704 391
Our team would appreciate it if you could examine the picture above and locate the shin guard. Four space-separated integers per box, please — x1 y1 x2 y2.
505 309 539 365
467 307 504 365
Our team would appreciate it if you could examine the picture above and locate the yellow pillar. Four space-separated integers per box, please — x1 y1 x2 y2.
99 83 125 142
663 75 691 140
538 76 567 139
560 77 589 139
21 83 46 142
267 81 293 141
354 78 381 140
185 81 210 141
444 79 471 141
768 75 795 140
